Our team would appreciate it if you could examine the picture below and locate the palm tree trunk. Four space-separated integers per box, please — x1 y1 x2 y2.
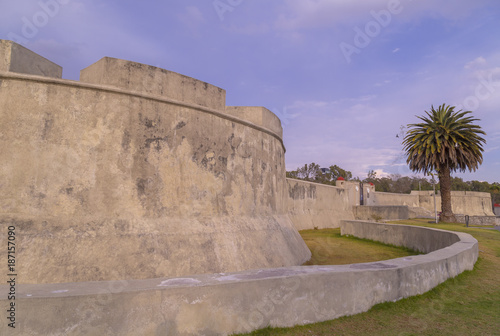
438 166 456 222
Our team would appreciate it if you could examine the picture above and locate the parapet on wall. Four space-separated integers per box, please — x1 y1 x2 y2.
0 40 311 284
0 40 62 78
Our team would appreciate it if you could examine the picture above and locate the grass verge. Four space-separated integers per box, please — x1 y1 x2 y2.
238 219 500 336
300 228 420 265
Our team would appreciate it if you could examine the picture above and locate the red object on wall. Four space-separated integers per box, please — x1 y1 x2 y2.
337 177 345 181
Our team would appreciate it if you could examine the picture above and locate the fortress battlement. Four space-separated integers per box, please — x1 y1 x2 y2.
0 40 307 284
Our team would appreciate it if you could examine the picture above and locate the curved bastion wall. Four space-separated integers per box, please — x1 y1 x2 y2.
0 40 311 284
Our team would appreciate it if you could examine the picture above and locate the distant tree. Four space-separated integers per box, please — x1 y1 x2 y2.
314 169 334 185
490 184 500 194
403 104 486 222
296 163 321 181
410 177 433 191
450 177 471 191
329 165 352 181
287 163 353 185
367 170 377 180
376 177 392 192
468 180 490 193
286 170 299 179
392 175 412 194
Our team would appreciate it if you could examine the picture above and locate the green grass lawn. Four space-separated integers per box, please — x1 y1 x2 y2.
238 219 500 336
300 228 420 266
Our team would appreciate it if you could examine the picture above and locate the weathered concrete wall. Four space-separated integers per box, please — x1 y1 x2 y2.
336 180 376 206
371 190 494 217
353 206 410 221
341 220 462 253
286 179 354 229
0 40 62 78
80 57 225 110
0 221 477 335
374 191 420 207
410 190 494 216
287 179 494 229
226 106 283 139
454 215 500 226
0 42 310 284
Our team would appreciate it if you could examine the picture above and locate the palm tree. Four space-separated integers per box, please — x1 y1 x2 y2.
403 104 486 222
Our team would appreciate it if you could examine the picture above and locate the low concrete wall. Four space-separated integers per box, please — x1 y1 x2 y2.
454 215 500 227
341 220 461 253
1 222 477 335
353 206 410 221
287 179 354 229
374 192 420 207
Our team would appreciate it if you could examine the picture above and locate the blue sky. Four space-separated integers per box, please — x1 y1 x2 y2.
2 0 499 182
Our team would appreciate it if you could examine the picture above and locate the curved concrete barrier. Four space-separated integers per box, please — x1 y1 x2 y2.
1 221 478 335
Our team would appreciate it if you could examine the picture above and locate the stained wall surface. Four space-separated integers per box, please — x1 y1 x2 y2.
287 178 494 230
286 179 354 229
373 192 420 207
0 41 311 284
411 190 494 216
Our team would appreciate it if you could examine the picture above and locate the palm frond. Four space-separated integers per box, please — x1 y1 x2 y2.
402 104 486 175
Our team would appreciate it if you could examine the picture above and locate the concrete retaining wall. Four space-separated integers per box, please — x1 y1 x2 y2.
353 206 410 221
340 220 462 253
0 221 477 335
286 179 354 229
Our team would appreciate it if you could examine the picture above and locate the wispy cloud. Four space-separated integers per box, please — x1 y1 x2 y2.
274 0 492 31
177 6 206 35
465 56 487 69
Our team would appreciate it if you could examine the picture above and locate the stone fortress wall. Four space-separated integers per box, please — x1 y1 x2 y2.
287 179 496 230
0 40 311 284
